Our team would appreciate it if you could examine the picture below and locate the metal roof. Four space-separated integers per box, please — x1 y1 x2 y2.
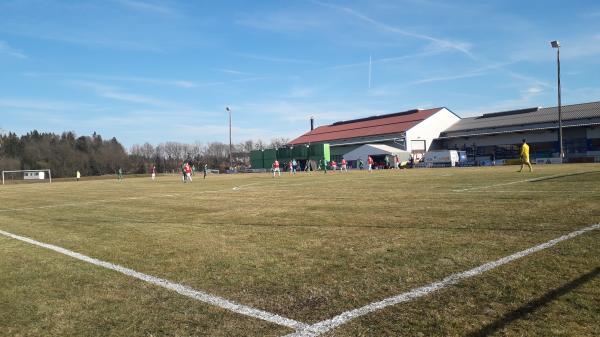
441 101 600 138
288 108 443 145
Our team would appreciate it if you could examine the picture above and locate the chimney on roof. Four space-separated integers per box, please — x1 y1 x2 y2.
310 116 314 131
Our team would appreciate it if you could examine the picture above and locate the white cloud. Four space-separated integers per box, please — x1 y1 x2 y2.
173 124 271 141
24 72 197 88
507 71 552 90
0 98 95 111
235 11 326 32
328 50 442 70
113 0 176 17
214 68 254 76
582 11 600 18
459 86 545 117
70 80 175 107
236 53 313 64
287 87 315 98
0 41 27 59
239 100 385 124
511 36 600 62
97 75 197 88
408 61 515 86
312 0 476 60
524 86 543 95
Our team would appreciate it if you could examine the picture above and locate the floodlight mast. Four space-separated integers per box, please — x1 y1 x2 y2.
226 106 232 170
550 40 564 162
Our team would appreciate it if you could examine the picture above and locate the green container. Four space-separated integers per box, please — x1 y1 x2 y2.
263 148 277 160
250 150 264 169
291 145 309 159
309 143 330 162
276 147 292 161
263 148 277 168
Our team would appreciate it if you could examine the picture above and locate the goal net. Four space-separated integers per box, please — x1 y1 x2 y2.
2 169 52 185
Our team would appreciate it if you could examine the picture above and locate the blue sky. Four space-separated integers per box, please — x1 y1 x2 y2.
1 0 599 147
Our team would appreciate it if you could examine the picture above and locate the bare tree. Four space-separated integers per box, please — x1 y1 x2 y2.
269 137 290 149
140 142 155 159
254 139 266 150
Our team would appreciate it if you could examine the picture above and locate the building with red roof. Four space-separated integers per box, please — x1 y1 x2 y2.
288 107 460 162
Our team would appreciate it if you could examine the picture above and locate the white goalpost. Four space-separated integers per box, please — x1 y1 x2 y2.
1 169 52 185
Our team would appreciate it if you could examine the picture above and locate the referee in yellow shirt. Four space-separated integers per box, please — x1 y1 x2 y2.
518 139 533 172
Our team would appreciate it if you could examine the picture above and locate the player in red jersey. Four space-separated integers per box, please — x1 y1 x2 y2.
272 160 281 177
184 163 192 182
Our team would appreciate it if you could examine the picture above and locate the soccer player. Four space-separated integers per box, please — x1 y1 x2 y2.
341 158 347 172
273 159 281 177
367 156 374 172
151 165 156 181
358 158 364 170
185 163 193 182
181 163 187 182
320 159 328 174
203 163 208 179
292 158 297 174
394 156 400 169
331 160 337 171
289 160 293 174
118 168 123 181
76 170 81 181
518 139 533 172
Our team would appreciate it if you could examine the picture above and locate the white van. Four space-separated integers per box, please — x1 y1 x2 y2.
422 150 459 167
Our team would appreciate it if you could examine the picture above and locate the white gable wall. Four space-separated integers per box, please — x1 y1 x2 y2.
343 144 411 166
405 108 460 153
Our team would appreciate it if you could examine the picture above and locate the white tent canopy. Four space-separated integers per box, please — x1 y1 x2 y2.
343 144 411 164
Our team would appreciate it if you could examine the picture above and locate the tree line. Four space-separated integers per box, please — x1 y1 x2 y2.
0 129 289 178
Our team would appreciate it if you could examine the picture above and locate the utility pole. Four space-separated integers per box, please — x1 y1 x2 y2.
226 106 232 170
551 40 564 161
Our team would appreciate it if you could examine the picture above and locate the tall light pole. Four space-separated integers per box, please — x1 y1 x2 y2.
550 40 563 161
226 106 232 170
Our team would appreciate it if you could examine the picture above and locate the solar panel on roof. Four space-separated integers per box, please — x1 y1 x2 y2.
331 109 420 126
477 107 539 119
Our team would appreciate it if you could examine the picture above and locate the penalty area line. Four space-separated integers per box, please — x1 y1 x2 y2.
452 172 589 192
283 223 600 337
0 229 307 331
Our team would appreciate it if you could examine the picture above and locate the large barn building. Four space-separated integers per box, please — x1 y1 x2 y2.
434 101 600 162
288 107 460 163
251 100 600 170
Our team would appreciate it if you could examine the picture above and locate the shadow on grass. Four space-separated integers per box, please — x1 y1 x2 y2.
466 267 600 337
529 170 600 183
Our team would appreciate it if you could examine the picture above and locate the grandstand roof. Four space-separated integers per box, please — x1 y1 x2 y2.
440 101 600 139
288 108 445 145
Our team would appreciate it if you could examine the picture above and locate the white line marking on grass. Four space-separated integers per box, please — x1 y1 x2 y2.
0 229 308 331
452 172 581 192
229 182 261 191
0 175 390 212
283 223 600 337
0 199 114 212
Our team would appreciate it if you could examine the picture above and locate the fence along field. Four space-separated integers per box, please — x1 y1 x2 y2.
1 164 599 337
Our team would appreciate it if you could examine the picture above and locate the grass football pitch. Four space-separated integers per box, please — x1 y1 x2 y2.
1 164 599 337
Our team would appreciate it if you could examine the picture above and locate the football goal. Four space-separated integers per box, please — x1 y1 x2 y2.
1 169 52 185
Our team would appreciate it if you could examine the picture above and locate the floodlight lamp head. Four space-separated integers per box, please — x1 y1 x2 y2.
550 40 560 48
226 107 230 112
